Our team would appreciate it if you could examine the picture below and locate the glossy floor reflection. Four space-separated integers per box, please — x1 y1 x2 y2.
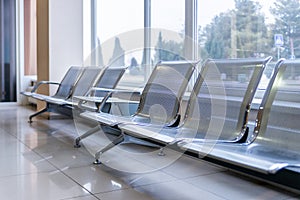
0 105 298 200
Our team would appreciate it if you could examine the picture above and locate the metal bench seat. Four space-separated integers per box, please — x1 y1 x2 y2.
80 111 139 127
21 66 84 122
179 143 294 174
74 60 199 164
180 59 300 176
117 57 273 152
40 66 127 109
180 141 298 174
118 124 183 144
21 66 83 99
23 66 127 122
25 66 102 122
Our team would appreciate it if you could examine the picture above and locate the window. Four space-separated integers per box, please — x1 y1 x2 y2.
196 0 300 61
92 0 300 85
151 0 185 64
93 0 196 86
95 0 144 86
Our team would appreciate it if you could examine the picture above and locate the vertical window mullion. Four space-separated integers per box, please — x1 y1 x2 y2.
0 0 4 100
185 0 198 88
184 0 198 61
144 0 151 82
91 0 97 65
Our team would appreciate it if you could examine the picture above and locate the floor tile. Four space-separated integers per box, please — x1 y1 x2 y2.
0 171 89 200
95 188 155 200
0 140 32 157
185 171 297 200
26 138 94 169
135 180 225 200
100 166 176 187
161 155 225 179
0 151 56 177
0 105 298 200
63 165 130 194
61 194 99 200
0 130 18 143
44 148 94 169
80 137 163 173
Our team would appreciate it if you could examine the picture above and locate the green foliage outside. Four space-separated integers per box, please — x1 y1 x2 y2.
270 0 300 59
154 0 300 61
153 32 184 64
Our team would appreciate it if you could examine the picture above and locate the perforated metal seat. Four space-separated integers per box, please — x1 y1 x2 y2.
75 60 199 163
181 59 300 175
47 66 127 108
74 66 128 112
21 66 83 122
24 66 127 122
21 66 83 100
119 57 272 147
41 67 103 106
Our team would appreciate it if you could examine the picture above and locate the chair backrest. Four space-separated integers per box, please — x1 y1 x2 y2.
93 66 127 97
53 66 83 99
252 59 300 152
182 57 272 142
135 61 198 126
71 66 103 97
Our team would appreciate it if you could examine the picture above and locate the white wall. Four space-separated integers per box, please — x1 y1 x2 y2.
49 0 84 94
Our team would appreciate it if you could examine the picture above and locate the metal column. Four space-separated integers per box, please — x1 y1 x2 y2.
0 0 4 101
184 0 198 61
185 0 198 87
143 0 151 82
91 0 97 65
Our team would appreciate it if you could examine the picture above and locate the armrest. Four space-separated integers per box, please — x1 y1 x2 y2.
77 87 142 112
90 87 143 94
75 96 140 103
73 96 105 103
31 81 60 93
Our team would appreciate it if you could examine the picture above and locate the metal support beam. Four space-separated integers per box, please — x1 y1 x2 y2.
143 0 151 82
184 0 198 61
91 0 97 65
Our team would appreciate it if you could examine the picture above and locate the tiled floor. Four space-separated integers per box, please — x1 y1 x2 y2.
0 105 299 200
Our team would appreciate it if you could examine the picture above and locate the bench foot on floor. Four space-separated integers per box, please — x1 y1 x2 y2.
93 134 125 165
93 159 102 165
158 147 166 156
74 125 101 148
28 107 48 123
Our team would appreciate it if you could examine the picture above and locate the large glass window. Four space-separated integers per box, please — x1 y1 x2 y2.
196 0 300 61
151 0 185 64
92 0 300 85
94 0 192 86
95 0 144 86
97 0 143 44
197 0 300 100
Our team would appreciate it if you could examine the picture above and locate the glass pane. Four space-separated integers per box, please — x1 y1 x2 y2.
198 0 277 60
151 0 185 63
96 0 144 87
